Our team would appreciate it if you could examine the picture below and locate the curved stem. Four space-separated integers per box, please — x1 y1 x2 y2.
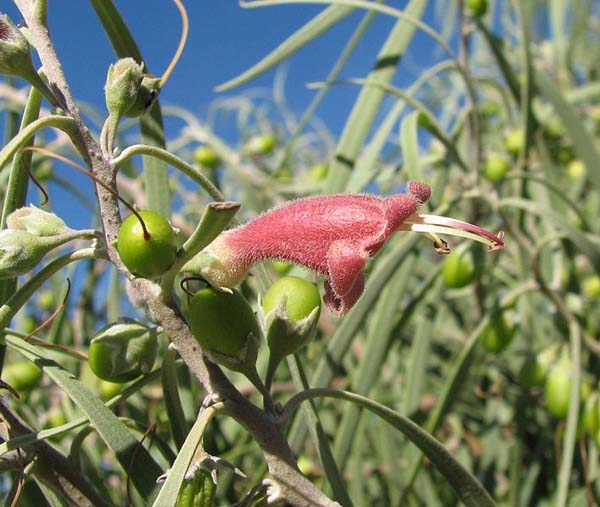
112 144 225 202
0 115 77 172
0 247 103 332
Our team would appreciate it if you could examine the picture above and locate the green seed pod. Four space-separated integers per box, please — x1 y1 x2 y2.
88 319 158 383
186 287 260 375
6 205 71 237
116 210 178 278
262 276 321 387
194 145 221 169
105 58 144 120
2 361 42 392
243 134 277 156
480 314 514 353
176 469 216 507
124 75 161 118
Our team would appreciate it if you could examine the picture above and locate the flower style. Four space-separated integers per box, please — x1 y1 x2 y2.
186 182 504 315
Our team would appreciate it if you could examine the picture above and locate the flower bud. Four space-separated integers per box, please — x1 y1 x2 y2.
124 75 161 118
0 229 61 279
105 58 144 120
185 287 260 376
6 205 71 237
261 276 321 386
88 319 158 383
0 14 37 80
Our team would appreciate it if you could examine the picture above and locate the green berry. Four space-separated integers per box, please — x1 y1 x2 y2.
504 129 524 157
186 287 259 358
519 353 546 388
480 314 514 353
262 276 321 322
98 379 124 400
116 210 177 278
243 134 277 156
308 163 329 182
544 354 572 419
583 275 600 298
484 156 509 182
88 319 158 383
2 361 42 391
194 145 220 169
466 0 487 18
442 250 477 289
567 159 586 182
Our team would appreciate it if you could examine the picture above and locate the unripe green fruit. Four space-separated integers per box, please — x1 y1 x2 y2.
504 129 524 156
186 287 259 358
243 134 277 156
519 353 546 388
88 319 158 383
2 361 42 391
480 315 514 353
583 392 600 435
583 275 600 298
262 276 321 322
544 356 572 419
272 260 293 276
466 0 487 17
116 210 177 278
194 145 220 169
567 159 586 182
308 163 329 182
442 250 477 289
98 379 124 400
484 156 509 182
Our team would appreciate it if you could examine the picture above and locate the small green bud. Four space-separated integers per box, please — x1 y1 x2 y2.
484 155 509 182
124 75 161 118
0 14 37 80
0 229 59 279
466 0 487 18
105 58 144 119
186 287 260 375
504 129 524 156
262 276 321 387
6 205 71 237
88 319 158 383
176 469 216 507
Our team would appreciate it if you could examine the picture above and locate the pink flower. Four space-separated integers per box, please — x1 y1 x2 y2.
194 182 503 315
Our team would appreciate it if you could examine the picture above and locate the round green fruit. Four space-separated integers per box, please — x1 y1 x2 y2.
484 155 509 182
504 129 524 157
98 379 124 400
262 276 321 322
583 393 600 435
583 275 600 298
116 210 177 278
244 134 277 156
88 320 158 383
186 287 259 357
480 314 514 353
519 353 546 388
272 260 293 276
567 159 586 182
442 250 477 289
308 163 329 182
544 357 572 419
194 145 220 169
2 361 42 391
466 0 487 17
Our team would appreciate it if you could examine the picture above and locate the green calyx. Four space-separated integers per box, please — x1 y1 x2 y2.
7 205 71 237
105 58 144 120
176 469 216 507
124 75 161 118
186 287 260 375
0 14 36 80
88 319 158 383
116 210 178 278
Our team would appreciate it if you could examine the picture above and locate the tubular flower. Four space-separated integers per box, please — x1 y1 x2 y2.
185 182 504 315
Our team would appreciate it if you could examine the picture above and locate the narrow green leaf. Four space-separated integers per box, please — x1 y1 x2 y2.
399 111 421 181
162 346 189 450
216 5 354 91
1 334 163 500
535 71 600 194
288 389 496 507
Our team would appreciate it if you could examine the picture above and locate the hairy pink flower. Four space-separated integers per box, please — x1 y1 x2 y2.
191 182 503 315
